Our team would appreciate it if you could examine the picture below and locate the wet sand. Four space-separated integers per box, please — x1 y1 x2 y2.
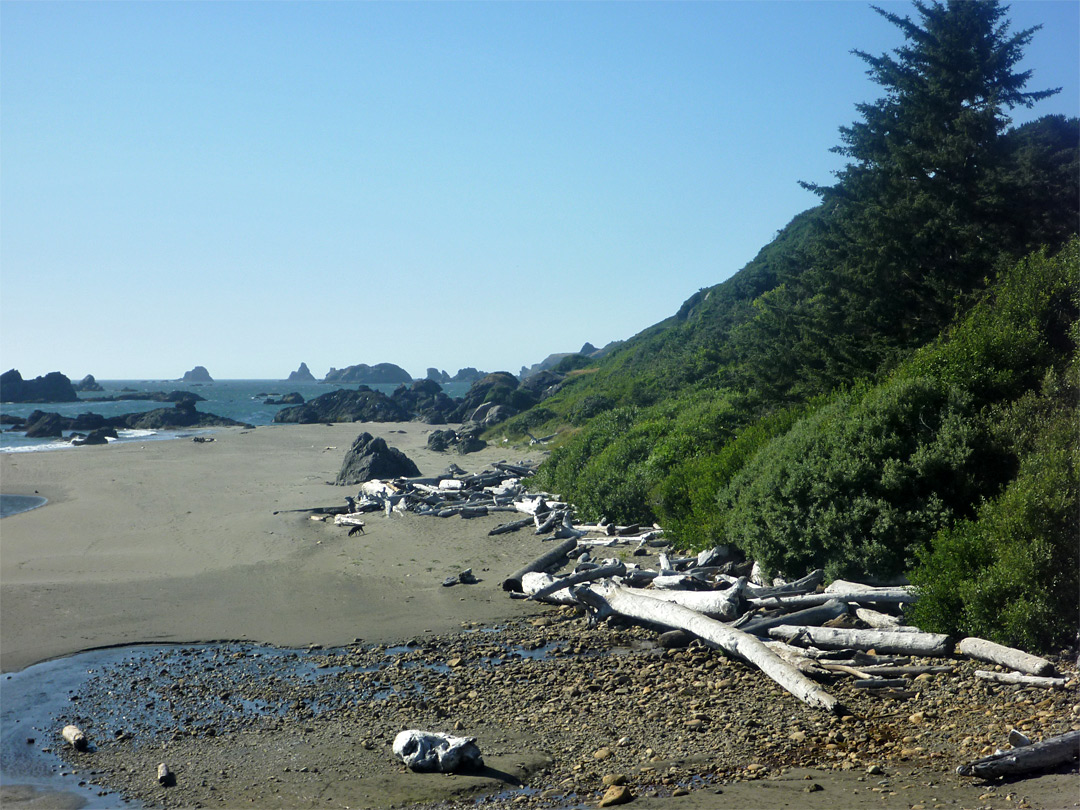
0 422 547 673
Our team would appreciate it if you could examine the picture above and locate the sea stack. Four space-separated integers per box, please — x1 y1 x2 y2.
287 362 316 382
181 366 213 383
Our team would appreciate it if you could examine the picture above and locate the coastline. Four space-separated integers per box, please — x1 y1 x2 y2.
0 421 546 673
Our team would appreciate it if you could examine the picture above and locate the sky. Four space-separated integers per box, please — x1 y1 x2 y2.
2 1 1077 381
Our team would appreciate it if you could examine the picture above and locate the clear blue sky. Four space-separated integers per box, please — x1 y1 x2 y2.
2 1 1077 381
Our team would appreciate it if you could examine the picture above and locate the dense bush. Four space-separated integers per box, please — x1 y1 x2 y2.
909 374 1078 651
717 377 1007 582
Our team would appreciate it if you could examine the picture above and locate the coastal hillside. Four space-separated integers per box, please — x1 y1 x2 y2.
496 1 1079 652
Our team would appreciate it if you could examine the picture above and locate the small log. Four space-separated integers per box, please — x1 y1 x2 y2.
502 538 578 592
745 569 826 599
488 516 534 536
854 607 902 629
852 678 908 689
577 584 844 714
740 599 848 636
974 670 1067 690
157 763 175 786
956 730 1080 779
62 725 87 750
521 572 579 605
748 587 915 611
957 637 1056 677
334 513 371 527
768 625 953 657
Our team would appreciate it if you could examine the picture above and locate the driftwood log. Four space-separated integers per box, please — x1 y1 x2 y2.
973 670 1068 690
769 625 953 657
526 561 626 602
956 730 1080 779
623 578 745 621
502 538 579 593
957 637 1056 677
748 587 915 611
62 725 87 750
576 584 844 715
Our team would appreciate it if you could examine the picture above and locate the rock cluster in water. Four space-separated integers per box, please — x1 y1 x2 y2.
0 369 79 403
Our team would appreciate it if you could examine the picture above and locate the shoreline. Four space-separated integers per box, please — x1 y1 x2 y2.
0 421 547 673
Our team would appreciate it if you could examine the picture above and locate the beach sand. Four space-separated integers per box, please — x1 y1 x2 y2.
1 422 547 673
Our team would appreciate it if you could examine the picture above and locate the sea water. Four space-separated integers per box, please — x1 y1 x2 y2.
0 379 472 453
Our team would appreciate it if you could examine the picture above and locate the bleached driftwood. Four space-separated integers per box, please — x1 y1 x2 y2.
957 637 1056 677
629 578 746 621
527 561 626 601
157 763 175 786
748 587 916 611
768 625 952 657
502 538 578 593
521 572 580 605
855 607 909 629
577 583 844 714
973 670 1068 690
743 569 826 599
739 598 848 636
334 512 370 527
956 730 1080 779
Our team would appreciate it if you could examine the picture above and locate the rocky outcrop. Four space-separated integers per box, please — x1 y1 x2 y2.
118 401 252 430
82 390 205 404
426 368 451 384
390 380 457 424
182 366 214 383
19 403 253 437
323 363 412 385
287 363 316 382
336 432 421 485
519 370 567 401
451 372 538 423
264 393 305 406
272 388 408 424
0 369 79 403
74 374 105 392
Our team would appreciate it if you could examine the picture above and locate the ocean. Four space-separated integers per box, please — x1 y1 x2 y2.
0 378 472 454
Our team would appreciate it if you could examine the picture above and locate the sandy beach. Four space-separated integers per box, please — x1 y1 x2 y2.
1 422 546 673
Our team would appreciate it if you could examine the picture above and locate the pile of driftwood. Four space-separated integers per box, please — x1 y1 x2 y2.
332 464 1078 781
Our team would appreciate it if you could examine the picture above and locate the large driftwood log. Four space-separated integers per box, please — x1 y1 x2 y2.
956 730 1080 779
625 578 745 621
739 599 848 636
957 637 1056 677
748 587 915 611
973 670 1068 690
502 538 579 592
577 584 844 714
769 625 953 657
521 572 580 605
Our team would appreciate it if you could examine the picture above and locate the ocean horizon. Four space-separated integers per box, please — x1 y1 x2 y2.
0 378 472 453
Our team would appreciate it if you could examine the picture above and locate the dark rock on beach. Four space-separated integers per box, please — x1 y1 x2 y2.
273 387 408 424
23 411 67 438
0 369 79 403
71 427 119 446
181 366 214 383
287 362 316 382
452 372 538 423
323 363 412 385
74 374 105 392
119 400 253 430
426 424 487 454
336 431 421 485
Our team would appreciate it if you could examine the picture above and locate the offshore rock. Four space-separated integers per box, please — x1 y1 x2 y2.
336 432 421 485
181 366 213 383
286 362 316 382
264 393 305 406
0 369 79 403
323 363 412 385
74 374 105 392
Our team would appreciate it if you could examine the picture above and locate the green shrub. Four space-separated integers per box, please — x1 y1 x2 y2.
909 388 1078 652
